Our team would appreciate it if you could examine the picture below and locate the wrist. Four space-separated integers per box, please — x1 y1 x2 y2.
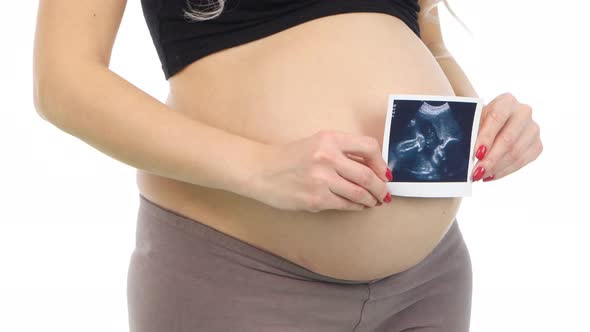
231 139 275 201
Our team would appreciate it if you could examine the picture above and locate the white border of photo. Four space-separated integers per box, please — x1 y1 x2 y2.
382 94 484 197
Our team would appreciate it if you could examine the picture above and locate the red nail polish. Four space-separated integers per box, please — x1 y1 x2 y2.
385 168 393 181
384 192 391 203
473 166 485 181
483 175 495 182
476 145 487 160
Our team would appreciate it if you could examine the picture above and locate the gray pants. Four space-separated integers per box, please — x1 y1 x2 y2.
127 194 472 332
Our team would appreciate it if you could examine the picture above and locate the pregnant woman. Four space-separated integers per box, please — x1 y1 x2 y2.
33 0 543 331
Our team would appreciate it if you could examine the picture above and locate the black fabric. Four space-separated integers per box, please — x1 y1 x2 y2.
141 0 421 80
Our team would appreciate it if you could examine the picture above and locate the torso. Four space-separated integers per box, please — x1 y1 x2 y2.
137 12 463 282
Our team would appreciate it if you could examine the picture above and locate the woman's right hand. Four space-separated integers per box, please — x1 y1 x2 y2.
249 130 393 212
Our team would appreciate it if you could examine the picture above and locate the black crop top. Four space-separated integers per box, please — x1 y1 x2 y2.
141 0 421 80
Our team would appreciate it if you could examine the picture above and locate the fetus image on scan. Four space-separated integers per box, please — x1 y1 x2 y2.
387 100 476 182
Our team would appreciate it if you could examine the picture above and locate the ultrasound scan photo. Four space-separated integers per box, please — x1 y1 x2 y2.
382 95 483 197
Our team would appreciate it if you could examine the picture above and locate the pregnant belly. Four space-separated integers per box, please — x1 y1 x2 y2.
138 12 464 282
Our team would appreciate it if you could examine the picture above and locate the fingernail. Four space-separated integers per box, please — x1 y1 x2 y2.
476 145 487 160
385 168 393 181
483 175 495 182
473 166 485 181
383 192 391 203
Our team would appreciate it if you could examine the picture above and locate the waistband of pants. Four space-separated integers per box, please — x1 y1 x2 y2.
136 193 459 285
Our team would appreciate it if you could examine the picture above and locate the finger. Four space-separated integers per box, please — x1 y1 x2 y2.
346 153 365 164
472 103 531 181
485 122 539 179
333 155 389 204
494 130 543 181
327 174 379 208
336 198 369 211
326 187 368 211
473 93 518 162
346 153 394 186
334 132 390 182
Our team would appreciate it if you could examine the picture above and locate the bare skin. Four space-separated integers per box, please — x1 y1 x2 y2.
34 1 479 281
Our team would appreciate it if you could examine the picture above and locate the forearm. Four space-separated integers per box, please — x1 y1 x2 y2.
430 44 480 99
34 62 268 197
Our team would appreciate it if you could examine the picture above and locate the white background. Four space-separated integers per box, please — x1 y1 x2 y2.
1 1 588 331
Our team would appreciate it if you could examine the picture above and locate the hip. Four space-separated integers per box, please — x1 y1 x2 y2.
127 193 472 331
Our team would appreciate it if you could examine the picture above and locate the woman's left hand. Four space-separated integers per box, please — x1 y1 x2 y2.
471 92 543 182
